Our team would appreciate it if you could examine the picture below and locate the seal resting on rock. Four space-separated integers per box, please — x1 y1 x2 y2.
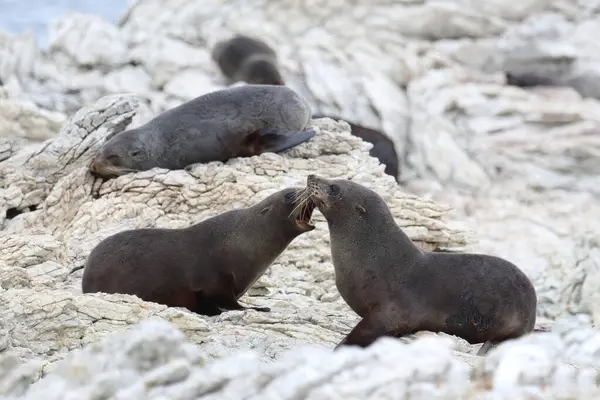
212 35 284 85
90 85 314 179
312 115 399 182
303 175 537 355
81 187 316 316
505 72 556 88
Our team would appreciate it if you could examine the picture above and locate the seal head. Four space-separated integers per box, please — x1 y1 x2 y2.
212 35 284 85
238 55 284 85
90 128 153 178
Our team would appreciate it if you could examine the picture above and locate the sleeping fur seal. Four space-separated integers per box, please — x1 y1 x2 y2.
212 35 284 85
81 187 317 316
90 85 314 179
304 175 537 355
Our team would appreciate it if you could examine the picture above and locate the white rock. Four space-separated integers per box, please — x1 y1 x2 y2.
3 317 600 399
47 13 129 68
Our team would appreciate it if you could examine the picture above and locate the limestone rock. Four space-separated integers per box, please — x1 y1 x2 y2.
0 33 39 84
3 316 600 399
0 94 139 226
405 67 600 194
47 13 129 68
0 89 66 162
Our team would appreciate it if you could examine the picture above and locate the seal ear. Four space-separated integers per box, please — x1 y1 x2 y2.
260 206 272 214
355 205 366 215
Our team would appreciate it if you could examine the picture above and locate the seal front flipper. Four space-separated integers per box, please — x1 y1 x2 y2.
256 129 316 154
210 271 271 313
335 305 414 350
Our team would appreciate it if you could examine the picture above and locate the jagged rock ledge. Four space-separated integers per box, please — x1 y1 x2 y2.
2 316 600 399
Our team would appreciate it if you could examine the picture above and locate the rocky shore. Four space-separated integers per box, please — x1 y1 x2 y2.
1 0 600 398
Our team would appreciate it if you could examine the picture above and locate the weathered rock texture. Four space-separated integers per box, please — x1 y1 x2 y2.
2 316 600 399
1 0 600 397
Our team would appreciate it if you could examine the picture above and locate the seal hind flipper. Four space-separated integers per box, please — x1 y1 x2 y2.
203 271 272 314
257 129 316 154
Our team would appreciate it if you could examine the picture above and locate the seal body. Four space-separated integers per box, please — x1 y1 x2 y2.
212 35 284 85
305 175 537 354
81 187 316 316
90 85 315 178
313 115 399 181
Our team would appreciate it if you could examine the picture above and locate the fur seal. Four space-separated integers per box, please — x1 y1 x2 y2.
313 115 399 182
90 85 315 179
303 175 537 355
505 72 555 88
212 35 284 85
81 187 317 316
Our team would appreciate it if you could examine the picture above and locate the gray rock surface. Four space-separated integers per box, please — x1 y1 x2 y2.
1 0 600 397
2 316 600 399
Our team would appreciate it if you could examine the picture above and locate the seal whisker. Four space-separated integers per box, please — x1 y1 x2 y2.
289 188 306 202
288 188 311 219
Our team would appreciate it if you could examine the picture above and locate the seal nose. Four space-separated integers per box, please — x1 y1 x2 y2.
307 174 320 187
89 155 108 177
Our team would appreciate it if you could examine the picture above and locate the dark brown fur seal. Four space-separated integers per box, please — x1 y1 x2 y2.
312 115 399 182
212 35 284 85
304 175 537 355
505 72 556 88
90 85 315 179
81 187 317 316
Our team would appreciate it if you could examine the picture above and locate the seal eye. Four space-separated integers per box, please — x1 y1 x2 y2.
129 150 141 157
260 206 271 215
107 155 121 165
330 184 340 195
355 205 366 215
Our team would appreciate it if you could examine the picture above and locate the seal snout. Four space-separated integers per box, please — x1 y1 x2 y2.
89 156 105 178
306 174 327 208
89 154 126 179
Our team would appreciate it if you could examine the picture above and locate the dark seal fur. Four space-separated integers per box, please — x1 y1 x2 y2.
305 175 537 355
81 187 317 316
90 85 315 179
212 35 284 85
312 115 399 181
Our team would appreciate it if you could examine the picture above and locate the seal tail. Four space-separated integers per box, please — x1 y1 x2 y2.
258 129 316 153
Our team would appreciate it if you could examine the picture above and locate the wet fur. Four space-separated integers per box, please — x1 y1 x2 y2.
212 35 284 85
81 188 315 316
312 115 399 181
90 85 313 178
306 175 537 354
